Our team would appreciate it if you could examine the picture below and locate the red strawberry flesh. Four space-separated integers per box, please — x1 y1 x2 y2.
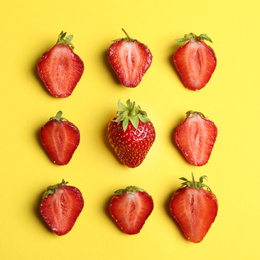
170 186 218 243
40 181 84 236
37 33 84 98
108 30 152 88
40 112 80 165
174 35 216 90
174 111 217 166
109 186 154 234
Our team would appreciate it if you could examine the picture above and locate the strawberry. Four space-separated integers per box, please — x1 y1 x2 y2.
174 111 217 166
108 29 152 88
37 31 84 97
40 111 80 165
107 99 156 168
170 174 218 243
173 33 216 90
109 186 154 235
40 180 84 236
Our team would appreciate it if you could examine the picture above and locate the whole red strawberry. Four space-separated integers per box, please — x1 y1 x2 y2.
107 99 156 168
108 29 152 88
40 111 80 165
37 31 84 97
40 180 84 236
109 186 154 234
170 174 218 243
173 33 216 90
174 111 217 166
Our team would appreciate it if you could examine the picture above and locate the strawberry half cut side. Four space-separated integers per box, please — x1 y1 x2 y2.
170 174 218 243
174 111 217 166
40 180 84 236
173 33 216 90
109 186 154 234
37 31 84 97
108 29 152 88
40 111 80 165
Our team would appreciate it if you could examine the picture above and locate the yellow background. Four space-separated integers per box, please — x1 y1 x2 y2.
1 0 259 259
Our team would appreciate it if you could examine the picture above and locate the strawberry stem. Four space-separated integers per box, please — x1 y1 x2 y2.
122 28 132 41
176 33 212 43
113 29 134 43
50 111 67 123
114 186 145 195
115 99 150 131
179 173 211 191
186 110 207 119
56 31 75 49
42 179 68 200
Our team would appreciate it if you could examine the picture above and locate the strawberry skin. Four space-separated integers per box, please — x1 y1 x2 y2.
170 175 218 243
173 33 216 90
108 29 152 88
37 31 84 97
109 186 154 234
108 100 156 168
174 111 217 166
40 111 80 165
40 180 84 236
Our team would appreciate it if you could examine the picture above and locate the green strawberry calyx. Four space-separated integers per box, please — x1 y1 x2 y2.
49 111 68 123
179 173 211 191
56 31 75 49
186 110 207 119
115 99 150 131
113 28 136 43
114 185 145 195
176 33 212 43
42 179 68 200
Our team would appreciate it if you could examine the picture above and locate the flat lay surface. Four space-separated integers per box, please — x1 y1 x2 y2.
1 0 260 259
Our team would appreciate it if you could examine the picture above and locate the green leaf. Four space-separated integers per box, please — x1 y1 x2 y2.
114 189 127 195
198 34 212 43
114 186 144 195
126 99 132 108
115 115 123 122
138 114 149 123
176 33 213 44
130 116 139 129
114 99 151 131
176 33 195 42
66 34 73 43
122 118 129 131
117 100 127 111
176 37 189 43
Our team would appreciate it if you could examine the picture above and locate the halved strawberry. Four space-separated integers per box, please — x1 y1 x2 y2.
173 33 216 90
108 99 156 168
109 186 154 235
170 174 218 243
40 180 84 236
40 111 80 165
108 29 152 88
174 111 217 166
37 31 84 97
